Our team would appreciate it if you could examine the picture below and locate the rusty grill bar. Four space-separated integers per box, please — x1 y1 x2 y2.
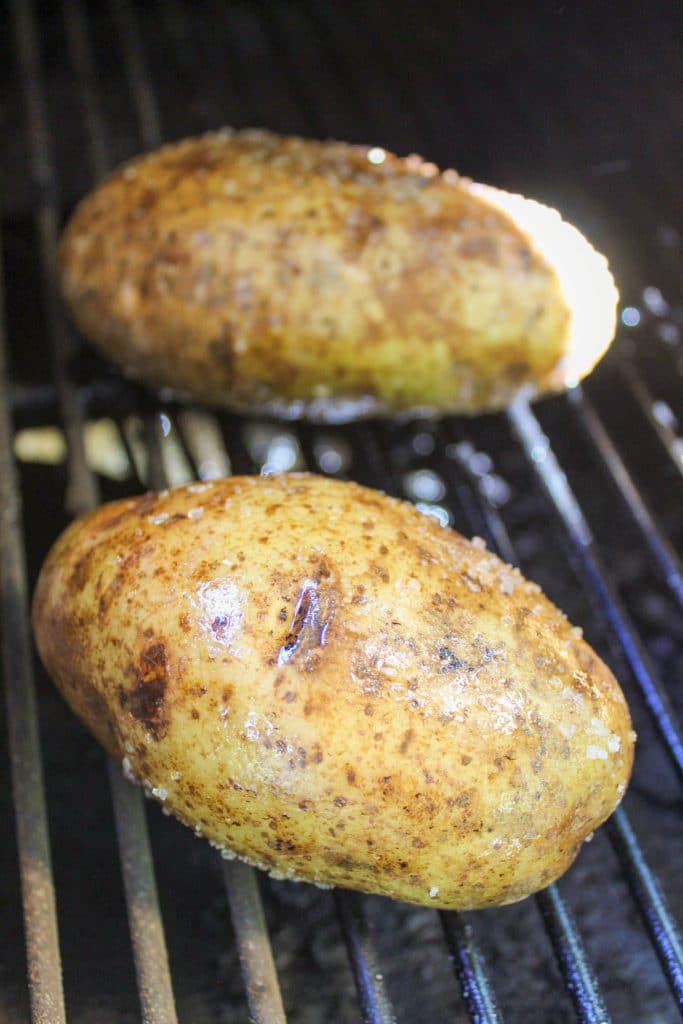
1 1 682 1022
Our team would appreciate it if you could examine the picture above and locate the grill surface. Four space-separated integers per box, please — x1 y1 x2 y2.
1 2 682 1022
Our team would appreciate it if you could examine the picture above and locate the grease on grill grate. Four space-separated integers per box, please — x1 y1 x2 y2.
1 2 682 1023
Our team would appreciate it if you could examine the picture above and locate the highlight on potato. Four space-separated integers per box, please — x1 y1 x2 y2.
469 183 618 392
58 129 618 421
32 472 634 910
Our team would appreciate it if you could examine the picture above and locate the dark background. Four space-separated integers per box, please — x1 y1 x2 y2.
1 2 681 1022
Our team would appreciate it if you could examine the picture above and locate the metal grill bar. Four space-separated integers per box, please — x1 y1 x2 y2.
107 761 178 1024
440 914 503 1024
335 892 398 1024
568 387 683 610
507 398 683 780
620 361 683 481
0 237 66 1024
608 808 683 1007
449 428 683 1014
12 2 178 1020
108 0 163 151
63 0 109 180
11 0 97 520
223 862 287 1024
536 888 611 1024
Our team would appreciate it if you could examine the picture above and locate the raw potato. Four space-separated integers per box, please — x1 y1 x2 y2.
32 474 633 909
59 130 618 420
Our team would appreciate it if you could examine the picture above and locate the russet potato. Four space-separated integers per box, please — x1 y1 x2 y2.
32 473 633 909
59 130 617 420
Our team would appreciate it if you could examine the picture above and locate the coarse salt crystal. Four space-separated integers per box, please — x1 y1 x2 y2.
586 745 608 760
429 886 440 898
122 756 138 784
499 573 516 596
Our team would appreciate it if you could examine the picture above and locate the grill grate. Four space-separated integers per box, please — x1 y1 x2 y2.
1 1 682 1022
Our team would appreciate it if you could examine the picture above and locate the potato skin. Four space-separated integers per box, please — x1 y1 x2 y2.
32 474 633 909
59 130 613 420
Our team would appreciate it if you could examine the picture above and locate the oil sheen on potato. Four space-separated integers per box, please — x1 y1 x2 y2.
32 473 634 908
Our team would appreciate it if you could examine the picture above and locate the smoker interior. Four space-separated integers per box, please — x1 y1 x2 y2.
1 2 682 1022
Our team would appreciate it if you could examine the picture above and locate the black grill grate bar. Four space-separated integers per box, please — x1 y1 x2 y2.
223 862 288 1024
335 892 399 1024
608 808 683 1007
13 1 179 1020
258 2 363 141
568 387 683 610
451 424 683 1013
107 761 179 1024
0 238 66 1024
507 399 683 781
445 443 518 568
619 361 683 482
107 0 163 152
62 0 109 187
142 413 169 493
535 888 612 1024
439 914 503 1024
12 0 97 521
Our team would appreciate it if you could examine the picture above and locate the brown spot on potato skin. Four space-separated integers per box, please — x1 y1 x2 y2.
400 729 415 755
128 643 168 740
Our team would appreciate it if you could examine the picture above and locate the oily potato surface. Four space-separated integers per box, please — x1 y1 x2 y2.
59 130 617 420
32 473 633 909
